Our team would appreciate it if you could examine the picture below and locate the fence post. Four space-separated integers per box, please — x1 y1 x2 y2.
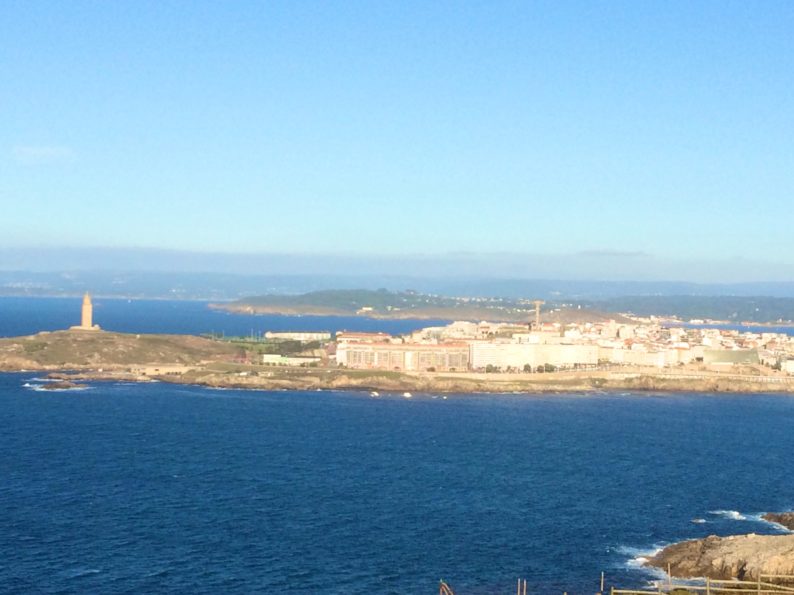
706 576 710 595
601 571 605 593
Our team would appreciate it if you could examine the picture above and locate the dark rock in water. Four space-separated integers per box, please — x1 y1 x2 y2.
40 381 84 391
763 512 794 531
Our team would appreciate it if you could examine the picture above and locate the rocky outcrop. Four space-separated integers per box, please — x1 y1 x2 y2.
40 380 85 391
647 533 794 580
763 513 794 531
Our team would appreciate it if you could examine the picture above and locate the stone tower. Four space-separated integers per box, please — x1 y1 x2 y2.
81 292 93 328
70 293 100 331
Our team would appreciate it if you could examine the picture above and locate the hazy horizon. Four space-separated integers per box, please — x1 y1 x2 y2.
3 245 794 286
3 2 794 273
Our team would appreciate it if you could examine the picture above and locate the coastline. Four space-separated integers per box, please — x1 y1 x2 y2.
3 329 794 396
210 302 513 322
209 302 630 324
15 365 794 397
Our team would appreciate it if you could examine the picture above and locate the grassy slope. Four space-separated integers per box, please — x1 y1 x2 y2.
0 330 242 370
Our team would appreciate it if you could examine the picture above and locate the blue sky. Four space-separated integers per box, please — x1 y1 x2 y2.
1 1 793 277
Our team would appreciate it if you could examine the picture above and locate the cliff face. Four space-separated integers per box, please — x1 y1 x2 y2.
648 533 794 580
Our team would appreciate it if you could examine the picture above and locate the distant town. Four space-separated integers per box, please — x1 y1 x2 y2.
257 317 794 376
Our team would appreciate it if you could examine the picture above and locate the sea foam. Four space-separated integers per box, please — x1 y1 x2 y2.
708 509 747 521
615 544 668 581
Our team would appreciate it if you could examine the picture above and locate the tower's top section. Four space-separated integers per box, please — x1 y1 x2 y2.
83 292 91 306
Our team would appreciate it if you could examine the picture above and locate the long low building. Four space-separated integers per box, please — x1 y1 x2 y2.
337 343 470 372
264 331 331 342
469 342 598 370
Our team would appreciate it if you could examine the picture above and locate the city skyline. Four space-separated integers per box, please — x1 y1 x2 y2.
2 1 793 274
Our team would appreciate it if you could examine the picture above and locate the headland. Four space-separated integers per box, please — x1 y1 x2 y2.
3 329 794 395
646 514 794 581
210 288 628 324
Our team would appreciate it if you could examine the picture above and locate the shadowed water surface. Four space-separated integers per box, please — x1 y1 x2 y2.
2 374 794 594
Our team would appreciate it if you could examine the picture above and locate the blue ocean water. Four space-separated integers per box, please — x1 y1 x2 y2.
2 375 794 594
683 322 794 335
0 297 450 338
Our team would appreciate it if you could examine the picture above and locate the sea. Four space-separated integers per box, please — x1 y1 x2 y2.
0 296 451 339
2 297 794 594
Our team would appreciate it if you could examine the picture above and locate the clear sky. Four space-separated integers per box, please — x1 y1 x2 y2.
1 1 793 275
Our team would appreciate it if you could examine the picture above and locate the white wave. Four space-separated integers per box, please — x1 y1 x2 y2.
63 567 101 579
709 509 747 520
615 544 669 580
691 518 707 524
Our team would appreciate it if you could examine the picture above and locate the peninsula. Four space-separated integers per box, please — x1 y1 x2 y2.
3 329 794 395
211 289 626 324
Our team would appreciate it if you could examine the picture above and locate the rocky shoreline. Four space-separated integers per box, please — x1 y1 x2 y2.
763 513 794 531
21 367 794 396
646 513 794 581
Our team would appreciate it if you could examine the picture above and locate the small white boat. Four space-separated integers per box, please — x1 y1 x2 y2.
370 391 379 397
402 392 412 398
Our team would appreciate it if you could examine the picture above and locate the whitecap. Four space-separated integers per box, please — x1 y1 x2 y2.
691 518 707 524
709 509 747 520
62 567 101 579
615 544 669 580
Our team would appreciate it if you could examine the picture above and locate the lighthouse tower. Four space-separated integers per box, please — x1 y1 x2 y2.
81 292 93 328
70 292 100 331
